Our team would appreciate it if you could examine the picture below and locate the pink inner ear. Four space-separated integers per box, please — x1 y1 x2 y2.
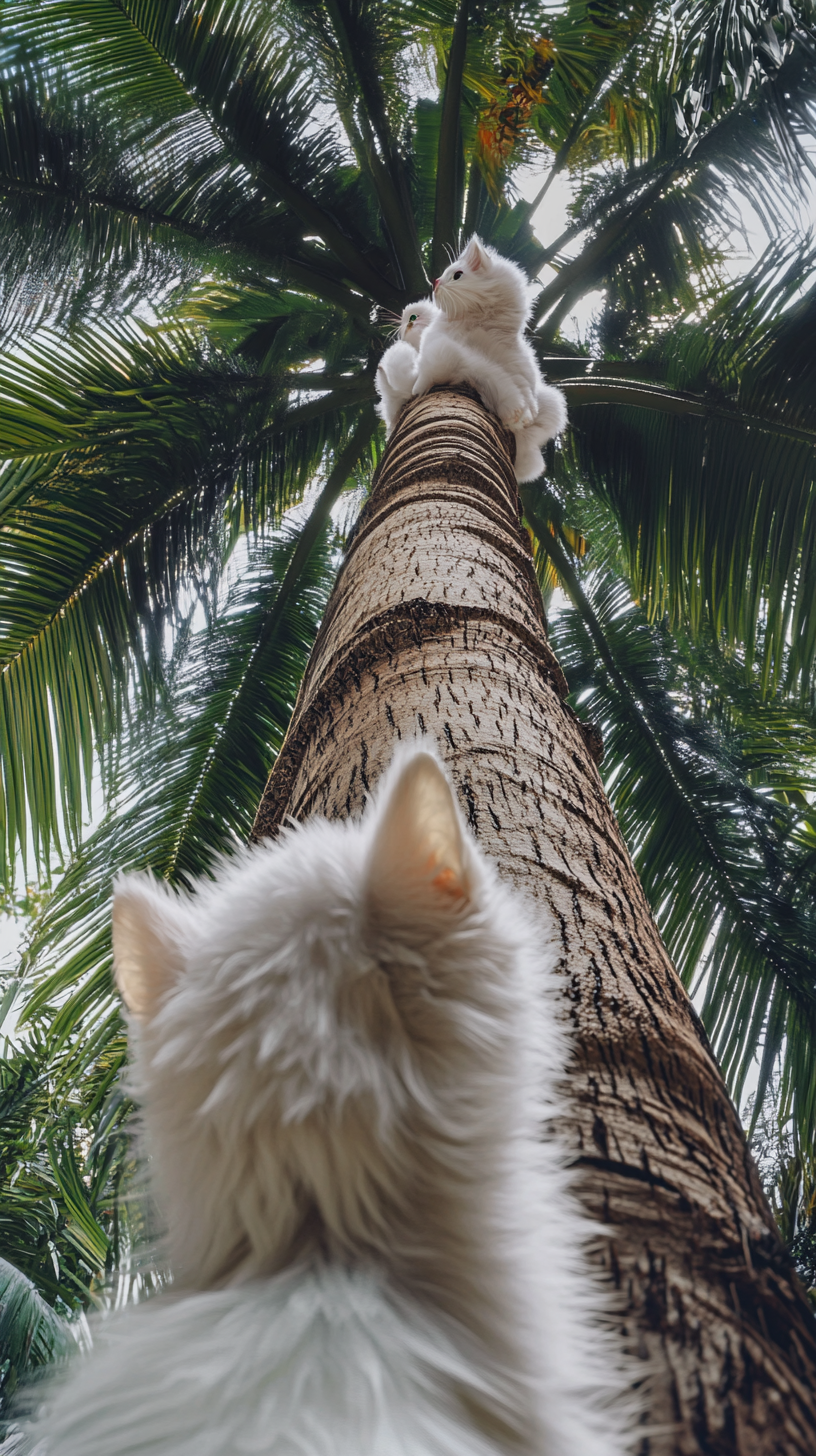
464 239 484 271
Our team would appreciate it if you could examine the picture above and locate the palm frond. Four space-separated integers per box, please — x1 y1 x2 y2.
432 0 469 277
19 507 346 1051
676 0 812 120
0 69 227 338
4 0 402 308
281 1 427 296
0 1015 132 1315
0 317 316 882
532 20 816 333
558 323 816 698
0 1255 72 1411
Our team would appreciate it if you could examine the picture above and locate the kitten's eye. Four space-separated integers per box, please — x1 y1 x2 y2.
408 313 417 323
453 270 463 280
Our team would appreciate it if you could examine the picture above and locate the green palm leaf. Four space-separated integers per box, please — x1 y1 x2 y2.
531 15 816 332
0 319 295 881
557 244 816 698
0 1016 130 1314
0 1255 72 1412
19 498 352 1050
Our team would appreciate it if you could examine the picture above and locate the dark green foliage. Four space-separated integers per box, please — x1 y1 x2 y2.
750 1078 816 1302
540 517 816 1134
0 1015 133 1409
0 1255 72 1414
560 249 816 701
21 516 342 1043
0 318 307 883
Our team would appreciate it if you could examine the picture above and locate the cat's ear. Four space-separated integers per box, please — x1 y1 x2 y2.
112 874 188 1020
462 236 488 272
366 752 470 916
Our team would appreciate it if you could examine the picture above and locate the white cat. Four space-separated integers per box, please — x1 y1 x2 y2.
376 299 437 435
412 237 568 482
36 749 635 1456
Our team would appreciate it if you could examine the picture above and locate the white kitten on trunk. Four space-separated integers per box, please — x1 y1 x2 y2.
376 299 438 435
412 237 567 482
36 750 637 1456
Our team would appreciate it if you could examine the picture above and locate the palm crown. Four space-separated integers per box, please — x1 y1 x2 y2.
0 0 815 1340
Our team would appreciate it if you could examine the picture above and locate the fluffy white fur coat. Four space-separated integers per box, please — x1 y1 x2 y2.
374 241 567 482
37 750 635 1456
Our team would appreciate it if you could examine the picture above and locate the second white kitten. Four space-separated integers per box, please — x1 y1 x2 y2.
376 299 437 435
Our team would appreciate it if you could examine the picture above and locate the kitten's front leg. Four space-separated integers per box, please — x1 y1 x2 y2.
375 371 400 436
381 339 418 396
510 382 569 481
376 340 418 435
412 333 472 398
491 373 537 429
533 380 568 440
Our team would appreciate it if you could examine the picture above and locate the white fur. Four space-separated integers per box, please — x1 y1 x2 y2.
37 749 636 1456
413 237 568 481
376 300 438 435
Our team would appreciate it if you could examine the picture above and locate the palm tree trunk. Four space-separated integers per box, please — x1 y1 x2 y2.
253 387 816 1456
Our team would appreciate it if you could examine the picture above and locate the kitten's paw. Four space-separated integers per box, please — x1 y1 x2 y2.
513 437 545 482
502 404 530 427
519 387 538 427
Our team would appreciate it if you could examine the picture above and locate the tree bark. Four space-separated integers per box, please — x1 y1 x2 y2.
252 388 816 1456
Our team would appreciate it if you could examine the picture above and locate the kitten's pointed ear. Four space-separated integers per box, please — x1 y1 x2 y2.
367 752 470 915
462 236 488 272
112 874 187 1020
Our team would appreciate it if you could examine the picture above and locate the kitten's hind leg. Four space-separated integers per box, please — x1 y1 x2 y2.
512 429 545 483
533 381 568 441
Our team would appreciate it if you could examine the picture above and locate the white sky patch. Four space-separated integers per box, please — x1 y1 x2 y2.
515 164 601 345
516 151 816 346
0 917 24 978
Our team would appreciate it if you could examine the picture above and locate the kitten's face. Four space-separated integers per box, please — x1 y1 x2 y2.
398 299 435 349
433 237 531 325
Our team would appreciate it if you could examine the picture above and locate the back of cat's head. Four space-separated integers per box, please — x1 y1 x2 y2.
110 749 518 1287
433 236 532 325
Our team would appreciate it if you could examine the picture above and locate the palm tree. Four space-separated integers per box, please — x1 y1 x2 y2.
1 0 816 1447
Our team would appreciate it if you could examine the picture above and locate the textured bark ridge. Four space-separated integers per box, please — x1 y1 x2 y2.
253 389 816 1455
